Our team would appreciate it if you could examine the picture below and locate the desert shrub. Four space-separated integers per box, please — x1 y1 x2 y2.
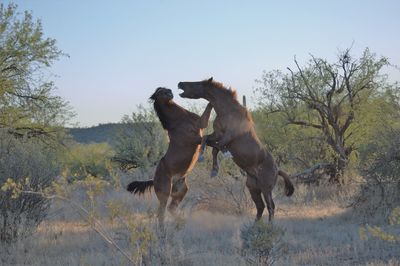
0 132 60 243
353 127 400 219
217 159 253 215
186 158 254 215
112 105 168 171
359 206 400 243
1 168 157 264
63 142 114 180
0 3 72 244
143 222 189 266
240 221 285 265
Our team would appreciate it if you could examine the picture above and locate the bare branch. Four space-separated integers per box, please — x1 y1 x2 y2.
20 190 135 264
286 119 323 129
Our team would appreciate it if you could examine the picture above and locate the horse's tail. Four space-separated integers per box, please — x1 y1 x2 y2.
127 180 154 195
278 170 294 196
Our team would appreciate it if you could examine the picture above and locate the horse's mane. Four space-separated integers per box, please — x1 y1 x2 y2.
153 101 170 129
204 79 253 122
204 79 238 100
150 87 172 129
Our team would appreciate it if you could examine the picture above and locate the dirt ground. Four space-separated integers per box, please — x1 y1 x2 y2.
1 180 399 266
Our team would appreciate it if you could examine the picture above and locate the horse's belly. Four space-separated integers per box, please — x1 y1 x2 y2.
165 144 201 176
229 137 263 169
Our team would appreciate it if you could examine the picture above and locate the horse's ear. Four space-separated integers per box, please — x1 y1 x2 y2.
208 77 213 83
150 87 163 100
150 91 157 100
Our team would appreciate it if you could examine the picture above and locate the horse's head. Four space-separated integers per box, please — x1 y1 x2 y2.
150 87 174 102
178 77 213 99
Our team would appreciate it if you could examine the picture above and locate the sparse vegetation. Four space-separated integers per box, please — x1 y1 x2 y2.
0 3 70 244
0 130 59 243
254 48 400 183
0 3 72 139
356 127 400 218
1 2 399 265
62 142 114 180
112 105 168 171
240 221 285 265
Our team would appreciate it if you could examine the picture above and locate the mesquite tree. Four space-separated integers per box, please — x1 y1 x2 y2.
112 105 168 171
0 3 71 140
255 48 392 182
0 4 70 242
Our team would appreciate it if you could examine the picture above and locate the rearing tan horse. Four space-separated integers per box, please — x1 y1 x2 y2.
178 78 294 221
127 87 212 225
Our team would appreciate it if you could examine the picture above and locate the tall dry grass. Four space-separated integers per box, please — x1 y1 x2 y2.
1 165 399 265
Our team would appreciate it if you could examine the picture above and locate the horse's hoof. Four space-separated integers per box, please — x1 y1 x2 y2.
198 154 205 162
210 170 218 178
222 151 233 159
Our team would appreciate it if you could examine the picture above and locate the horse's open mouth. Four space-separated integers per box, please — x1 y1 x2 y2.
178 87 185 97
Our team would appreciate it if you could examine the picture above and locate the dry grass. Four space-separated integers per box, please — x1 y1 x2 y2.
1 170 399 266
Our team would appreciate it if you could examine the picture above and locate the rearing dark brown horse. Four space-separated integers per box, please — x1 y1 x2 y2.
178 78 294 221
127 87 212 225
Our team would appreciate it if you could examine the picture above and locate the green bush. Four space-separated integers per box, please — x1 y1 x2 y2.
113 105 168 171
353 127 400 219
240 221 285 265
0 132 60 243
63 142 114 180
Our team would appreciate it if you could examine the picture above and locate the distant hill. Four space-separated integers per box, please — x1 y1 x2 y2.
67 123 133 146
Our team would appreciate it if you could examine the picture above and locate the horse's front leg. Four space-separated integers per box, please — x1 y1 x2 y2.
199 103 213 129
198 132 219 162
203 133 221 148
198 134 221 177
211 131 234 152
204 134 227 177
206 134 233 160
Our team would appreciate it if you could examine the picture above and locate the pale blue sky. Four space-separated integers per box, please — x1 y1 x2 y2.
7 1 400 126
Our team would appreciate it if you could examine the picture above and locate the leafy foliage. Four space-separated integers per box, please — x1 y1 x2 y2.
252 110 333 172
352 126 400 219
0 4 70 243
112 105 168 171
0 3 72 140
254 48 398 182
68 123 131 145
63 142 114 180
0 130 60 243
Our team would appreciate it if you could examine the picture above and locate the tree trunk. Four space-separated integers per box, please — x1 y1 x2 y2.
329 156 348 183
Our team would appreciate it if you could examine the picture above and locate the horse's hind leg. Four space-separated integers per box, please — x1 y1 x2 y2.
262 190 275 222
246 177 265 221
210 147 219 177
157 198 168 229
153 161 172 227
198 136 208 162
249 188 265 221
168 177 188 214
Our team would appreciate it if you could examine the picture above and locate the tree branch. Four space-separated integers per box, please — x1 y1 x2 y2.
286 119 323 129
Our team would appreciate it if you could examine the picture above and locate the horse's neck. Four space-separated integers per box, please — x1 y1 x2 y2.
168 102 187 116
208 94 239 116
158 101 186 122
